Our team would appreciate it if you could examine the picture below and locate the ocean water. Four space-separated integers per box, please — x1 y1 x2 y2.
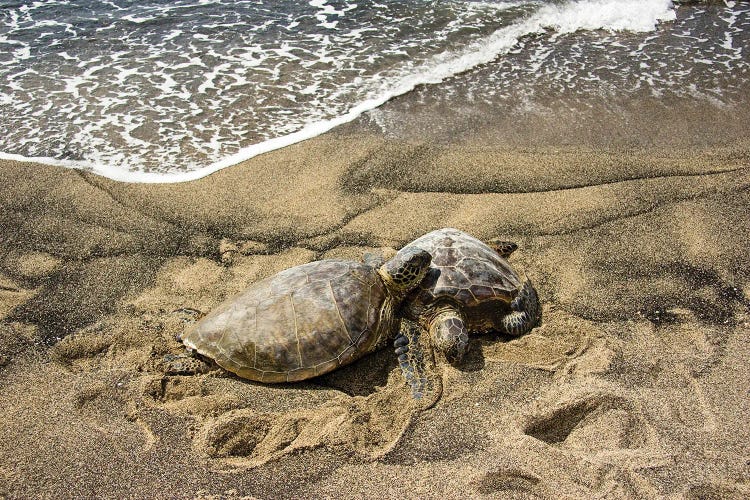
0 0 747 182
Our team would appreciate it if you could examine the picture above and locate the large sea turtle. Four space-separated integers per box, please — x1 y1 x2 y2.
172 247 431 386
395 228 541 366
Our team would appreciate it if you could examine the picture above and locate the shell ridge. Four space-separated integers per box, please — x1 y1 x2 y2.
233 305 257 369
214 321 231 365
222 326 257 368
253 310 258 369
355 281 375 345
329 279 354 343
289 292 303 368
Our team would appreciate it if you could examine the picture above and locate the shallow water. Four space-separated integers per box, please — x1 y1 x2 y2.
0 0 747 181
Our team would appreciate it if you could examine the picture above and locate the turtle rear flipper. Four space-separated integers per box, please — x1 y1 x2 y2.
161 353 212 375
502 279 542 336
486 238 518 259
394 320 442 410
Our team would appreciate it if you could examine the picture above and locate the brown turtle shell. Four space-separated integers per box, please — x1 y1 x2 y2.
181 260 391 383
402 228 523 332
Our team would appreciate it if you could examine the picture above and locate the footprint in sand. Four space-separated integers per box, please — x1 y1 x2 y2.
196 410 289 461
521 388 658 454
471 468 543 496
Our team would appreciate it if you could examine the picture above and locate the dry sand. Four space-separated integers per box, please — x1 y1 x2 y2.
1 128 749 498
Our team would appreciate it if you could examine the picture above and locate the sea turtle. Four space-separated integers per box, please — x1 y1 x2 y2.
171 247 432 386
395 227 541 366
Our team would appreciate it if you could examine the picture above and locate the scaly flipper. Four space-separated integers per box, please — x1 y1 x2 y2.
161 353 212 375
486 239 518 259
394 320 442 409
502 279 542 336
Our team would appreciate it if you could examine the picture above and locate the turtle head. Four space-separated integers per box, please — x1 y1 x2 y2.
378 246 431 296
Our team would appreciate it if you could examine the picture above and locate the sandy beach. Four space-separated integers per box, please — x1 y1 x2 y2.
1 109 749 498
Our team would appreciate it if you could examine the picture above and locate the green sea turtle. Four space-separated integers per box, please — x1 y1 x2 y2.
394 227 541 367
172 247 432 386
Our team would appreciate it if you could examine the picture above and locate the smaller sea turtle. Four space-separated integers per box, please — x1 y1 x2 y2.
170 247 431 387
396 228 541 367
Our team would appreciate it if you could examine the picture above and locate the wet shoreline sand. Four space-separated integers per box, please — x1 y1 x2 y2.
1 126 749 497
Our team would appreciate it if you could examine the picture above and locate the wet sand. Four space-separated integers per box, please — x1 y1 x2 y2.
1 125 749 498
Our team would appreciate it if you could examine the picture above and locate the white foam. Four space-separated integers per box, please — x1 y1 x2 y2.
164 30 182 41
12 46 31 60
123 14 153 24
531 0 675 34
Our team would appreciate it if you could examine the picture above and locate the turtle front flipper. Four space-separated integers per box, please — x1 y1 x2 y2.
502 279 542 336
486 238 518 259
394 320 442 409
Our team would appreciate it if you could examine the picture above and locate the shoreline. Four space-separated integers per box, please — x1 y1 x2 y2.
1 129 749 497
3 82 750 186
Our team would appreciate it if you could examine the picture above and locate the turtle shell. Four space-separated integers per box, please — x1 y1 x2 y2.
402 228 522 331
181 260 390 383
